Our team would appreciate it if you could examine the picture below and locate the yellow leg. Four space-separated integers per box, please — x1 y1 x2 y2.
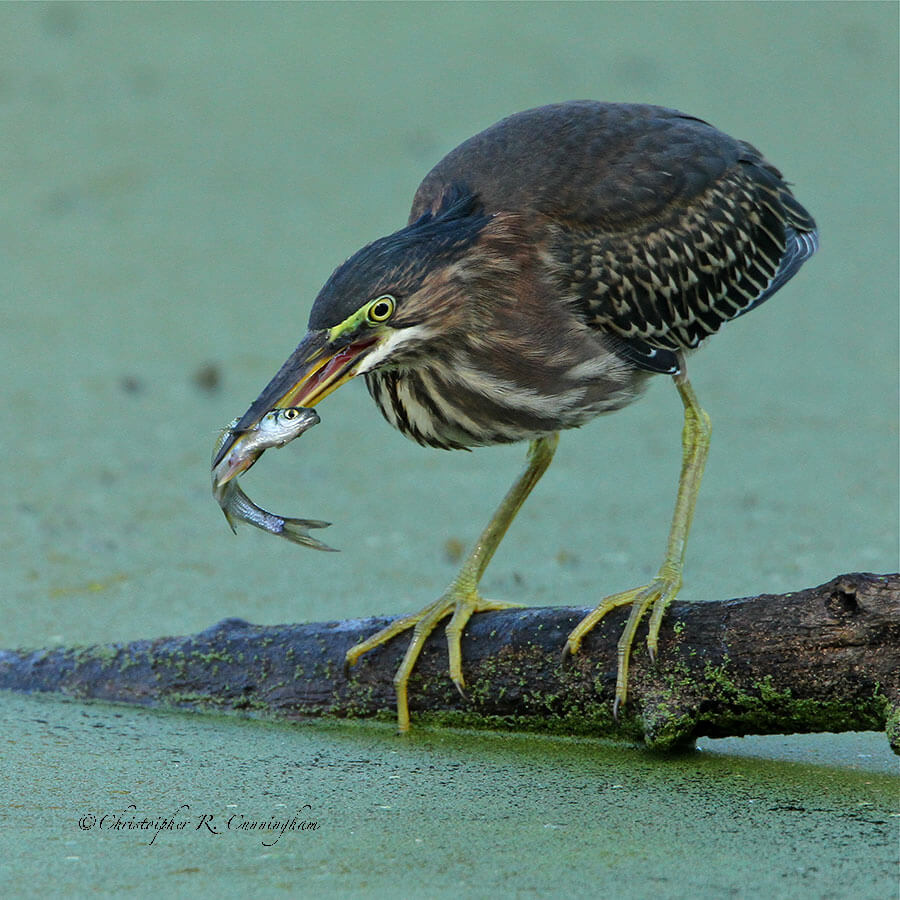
564 372 712 714
346 433 559 732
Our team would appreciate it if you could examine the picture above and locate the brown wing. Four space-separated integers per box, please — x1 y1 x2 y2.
410 101 817 373
546 148 818 372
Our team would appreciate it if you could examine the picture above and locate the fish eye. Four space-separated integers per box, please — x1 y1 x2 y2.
281 408 301 420
366 295 395 324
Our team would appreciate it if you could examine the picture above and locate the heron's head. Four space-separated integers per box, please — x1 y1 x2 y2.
213 187 515 475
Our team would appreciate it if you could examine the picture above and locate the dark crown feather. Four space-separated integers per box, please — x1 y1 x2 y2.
308 184 488 330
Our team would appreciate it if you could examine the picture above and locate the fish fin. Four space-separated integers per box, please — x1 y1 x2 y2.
221 507 239 535
280 517 338 552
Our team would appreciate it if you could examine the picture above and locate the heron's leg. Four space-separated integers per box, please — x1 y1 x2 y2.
346 433 559 732
564 372 711 714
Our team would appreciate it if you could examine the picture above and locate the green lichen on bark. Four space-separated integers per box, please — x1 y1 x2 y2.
885 704 900 754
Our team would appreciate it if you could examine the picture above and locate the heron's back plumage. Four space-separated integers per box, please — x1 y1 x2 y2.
410 101 818 375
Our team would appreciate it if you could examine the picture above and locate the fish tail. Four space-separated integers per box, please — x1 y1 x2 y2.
280 517 338 552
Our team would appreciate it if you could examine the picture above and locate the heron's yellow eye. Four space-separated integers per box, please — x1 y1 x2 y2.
367 295 395 324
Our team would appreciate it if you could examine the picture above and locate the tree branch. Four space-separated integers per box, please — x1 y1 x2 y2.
1 572 897 751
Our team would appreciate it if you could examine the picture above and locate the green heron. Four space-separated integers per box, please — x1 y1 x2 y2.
214 101 817 732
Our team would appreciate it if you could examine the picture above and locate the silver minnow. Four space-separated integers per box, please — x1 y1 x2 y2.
211 408 336 551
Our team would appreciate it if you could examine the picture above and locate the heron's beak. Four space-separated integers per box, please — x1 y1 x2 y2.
212 329 377 480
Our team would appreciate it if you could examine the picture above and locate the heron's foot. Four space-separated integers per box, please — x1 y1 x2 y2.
345 589 522 733
564 570 682 716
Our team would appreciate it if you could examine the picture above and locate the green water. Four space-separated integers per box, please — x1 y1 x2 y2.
2 2 897 896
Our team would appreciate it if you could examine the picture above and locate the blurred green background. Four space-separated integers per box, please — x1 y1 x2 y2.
1 3 897 897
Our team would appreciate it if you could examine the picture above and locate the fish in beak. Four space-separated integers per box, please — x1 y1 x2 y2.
211 329 377 482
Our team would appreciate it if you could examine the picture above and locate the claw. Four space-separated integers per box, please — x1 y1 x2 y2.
612 695 622 720
343 592 520 731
